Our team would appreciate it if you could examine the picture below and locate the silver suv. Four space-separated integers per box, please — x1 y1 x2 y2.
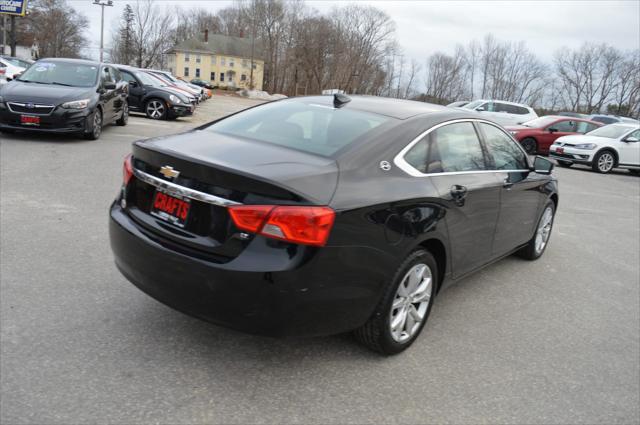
458 99 538 126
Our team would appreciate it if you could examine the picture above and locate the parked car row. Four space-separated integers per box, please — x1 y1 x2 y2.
445 99 639 175
0 57 214 140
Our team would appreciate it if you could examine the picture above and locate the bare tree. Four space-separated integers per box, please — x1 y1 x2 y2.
129 0 174 68
22 0 89 58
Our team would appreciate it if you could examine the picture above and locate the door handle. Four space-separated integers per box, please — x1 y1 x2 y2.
503 177 514 189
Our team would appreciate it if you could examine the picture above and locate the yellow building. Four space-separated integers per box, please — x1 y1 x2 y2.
166 33 265 90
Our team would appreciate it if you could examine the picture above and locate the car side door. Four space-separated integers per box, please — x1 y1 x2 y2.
539 119 576 153
477 122 547 256
99 66 117 123
121 71 143 110
403 120 503 278
618 129 640 166
109 66 126 115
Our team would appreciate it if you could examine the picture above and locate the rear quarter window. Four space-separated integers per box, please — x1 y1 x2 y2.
207 100 390 157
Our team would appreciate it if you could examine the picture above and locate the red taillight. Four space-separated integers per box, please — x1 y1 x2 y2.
228 205 335 247
123 154 133 185
228 205 274 233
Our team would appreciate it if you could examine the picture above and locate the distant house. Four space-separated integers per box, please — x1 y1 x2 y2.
166 32 265 90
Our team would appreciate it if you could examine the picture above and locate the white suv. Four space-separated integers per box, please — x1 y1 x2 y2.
549 124 640 174
457 99 538 126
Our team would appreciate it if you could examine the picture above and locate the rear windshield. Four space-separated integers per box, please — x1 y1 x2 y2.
206 100 390 157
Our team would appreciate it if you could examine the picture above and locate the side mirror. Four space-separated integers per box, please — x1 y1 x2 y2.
548 127 558 133
128 80 138 88
13 72 23 80
624 136 639 143
476 106 485 112
533 156 554 175
104 82 116 90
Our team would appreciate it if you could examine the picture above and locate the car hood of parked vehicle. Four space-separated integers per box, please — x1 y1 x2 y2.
0 81 94 105
554 134 611 145
504 124 530 130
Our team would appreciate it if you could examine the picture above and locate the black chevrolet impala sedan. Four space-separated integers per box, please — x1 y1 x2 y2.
110 95 558 354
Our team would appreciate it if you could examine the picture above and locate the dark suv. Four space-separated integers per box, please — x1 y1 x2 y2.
0 58 128 140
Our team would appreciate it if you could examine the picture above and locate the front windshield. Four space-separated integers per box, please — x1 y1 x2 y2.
462 100 484 110
135 71 166 87
521 116 559 128
587 124 637 139
17 61 98 87
2 57 31 68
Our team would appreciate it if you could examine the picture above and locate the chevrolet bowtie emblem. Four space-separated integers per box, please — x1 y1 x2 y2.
159 165 180 179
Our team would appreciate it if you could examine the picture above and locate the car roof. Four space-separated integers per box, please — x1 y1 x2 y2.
471 99 532 108
37 57 101 66
542 115 601 123
293 95 451 120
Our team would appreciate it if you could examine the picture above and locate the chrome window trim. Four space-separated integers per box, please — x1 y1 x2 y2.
133 168 242 207
393 118 532 177
7 102 56 116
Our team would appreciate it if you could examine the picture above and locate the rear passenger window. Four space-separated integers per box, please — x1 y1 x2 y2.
549 120 575 132
480 123 528 170
576 121 594 133
404 122 487 174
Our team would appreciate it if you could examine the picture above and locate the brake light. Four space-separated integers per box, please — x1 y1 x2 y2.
228 205 335 246
123 154 133 185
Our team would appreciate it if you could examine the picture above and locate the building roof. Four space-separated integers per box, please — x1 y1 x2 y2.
169 34 264 61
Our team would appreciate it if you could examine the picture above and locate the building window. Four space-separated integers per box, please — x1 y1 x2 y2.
241 74 247 81
221 57 225 66
168 67 173 74
242 59 248 68
220 73 224 82
211 55 216 64
195 68 201 78
252 63 257 69
210 72 215 81
229 59 235 67
184 67 189 77
185 53 190 62
196 54 201 63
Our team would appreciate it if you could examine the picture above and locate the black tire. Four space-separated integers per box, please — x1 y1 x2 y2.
517 201 555 261
116 102 129 126
354 249 438 355
145 98 167 120
557 160 573 167
0 128 15 134
592 150 616 174
521 137 537 155
83 109 102 140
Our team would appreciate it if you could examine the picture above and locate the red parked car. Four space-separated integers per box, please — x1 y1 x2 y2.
506 116 603 154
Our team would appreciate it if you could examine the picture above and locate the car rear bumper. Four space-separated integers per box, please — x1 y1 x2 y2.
109 202 393 337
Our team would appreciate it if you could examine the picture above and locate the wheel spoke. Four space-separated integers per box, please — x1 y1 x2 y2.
392 296 405 310
412 277 431 303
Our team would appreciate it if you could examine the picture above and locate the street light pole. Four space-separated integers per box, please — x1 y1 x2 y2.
93 0 113 62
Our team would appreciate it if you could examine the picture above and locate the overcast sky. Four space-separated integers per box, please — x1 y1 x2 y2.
71 0 639 63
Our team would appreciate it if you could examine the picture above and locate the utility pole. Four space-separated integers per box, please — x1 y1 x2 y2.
1 15 6 56
9 15 16 56
93 0 113 62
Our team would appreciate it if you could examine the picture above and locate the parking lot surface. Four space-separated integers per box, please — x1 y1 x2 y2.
1 97 639 424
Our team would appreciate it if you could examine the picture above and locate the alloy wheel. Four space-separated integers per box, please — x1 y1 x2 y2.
147 100 165 119
598 153 614 173
534 206 554 254
93 111 102 138
389 263 433 343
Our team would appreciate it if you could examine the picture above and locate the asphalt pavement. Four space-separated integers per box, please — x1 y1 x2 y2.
1 97 639 424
